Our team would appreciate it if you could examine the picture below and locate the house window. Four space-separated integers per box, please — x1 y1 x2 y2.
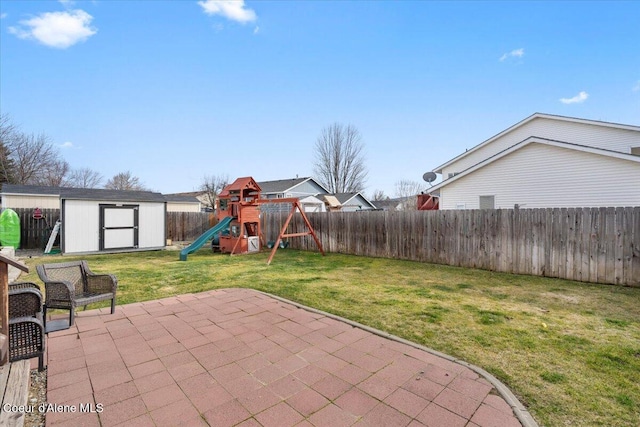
631 146 640 156
455 203 466 210
448 172 460 179
479 195 495 209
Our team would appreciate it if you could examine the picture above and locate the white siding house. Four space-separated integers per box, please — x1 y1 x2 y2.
429 114 640 209
163 194 201 212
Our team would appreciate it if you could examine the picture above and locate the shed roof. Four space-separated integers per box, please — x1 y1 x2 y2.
163 194 201 203
1 184 166 203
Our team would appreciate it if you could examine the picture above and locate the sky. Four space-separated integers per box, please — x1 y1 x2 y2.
1 0 639 197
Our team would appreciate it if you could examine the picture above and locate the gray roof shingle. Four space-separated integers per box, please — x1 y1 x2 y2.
1 184 167 203
257 177 310 194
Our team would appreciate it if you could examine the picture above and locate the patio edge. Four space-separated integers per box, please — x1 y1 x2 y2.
253 289 539 427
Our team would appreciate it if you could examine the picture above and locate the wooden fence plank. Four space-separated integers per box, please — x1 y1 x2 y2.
497 209 507 273
632 207 640 286
589 208 599 282
597 208 608 284
571 209 582 282
621 208 633 285
613 207 624 285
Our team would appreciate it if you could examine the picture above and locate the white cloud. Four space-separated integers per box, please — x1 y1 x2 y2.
499 48 524 62
1 13 7 20
560 91 589 104
58 0 75 5
253 26 259 34
633 81 640 92
198 0 257 23
8 9 97 49
60 141 74 148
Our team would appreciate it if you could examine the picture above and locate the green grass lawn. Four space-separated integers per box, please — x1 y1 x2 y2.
21 249 640 426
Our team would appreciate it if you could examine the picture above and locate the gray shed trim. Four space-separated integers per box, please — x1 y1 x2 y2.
0 184 62 196
0 184 166 203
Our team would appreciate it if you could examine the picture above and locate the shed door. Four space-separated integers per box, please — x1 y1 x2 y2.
100 204 139 250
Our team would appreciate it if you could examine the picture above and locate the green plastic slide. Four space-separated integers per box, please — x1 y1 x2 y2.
179 216 233 261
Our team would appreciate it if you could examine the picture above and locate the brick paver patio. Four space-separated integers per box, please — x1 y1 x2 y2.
43 288 534 427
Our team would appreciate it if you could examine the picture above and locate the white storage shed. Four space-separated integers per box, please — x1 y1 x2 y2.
0 185 167 254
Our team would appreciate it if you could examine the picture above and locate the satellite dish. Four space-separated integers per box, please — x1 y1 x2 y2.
422 172 437 184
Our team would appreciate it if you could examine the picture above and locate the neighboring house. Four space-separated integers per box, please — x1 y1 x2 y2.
371 198 401 211
163 194 202 212
329 193 377 212
370 197 415 211
258 177 329 199
429 113 640 209
164 191 212 211
298 195 327 213
258 177 329 213
257 177 377 212
0 184 166 254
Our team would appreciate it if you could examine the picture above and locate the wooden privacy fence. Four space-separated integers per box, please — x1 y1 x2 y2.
262 207 640 287
166 212 215 242
11 208 60 250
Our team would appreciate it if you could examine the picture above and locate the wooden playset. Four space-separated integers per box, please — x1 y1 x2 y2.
215 176 324 264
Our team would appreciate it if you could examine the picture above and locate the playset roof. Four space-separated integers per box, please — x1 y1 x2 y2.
219 177 261 197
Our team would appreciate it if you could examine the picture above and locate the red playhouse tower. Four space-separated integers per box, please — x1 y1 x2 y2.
216 177 262 255
214 176 325 264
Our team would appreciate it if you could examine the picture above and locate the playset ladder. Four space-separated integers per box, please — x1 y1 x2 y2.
44 220 61 254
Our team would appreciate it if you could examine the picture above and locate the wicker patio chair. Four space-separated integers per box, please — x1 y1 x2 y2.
9 281 41 292
36 261 117 327
8 283 45 371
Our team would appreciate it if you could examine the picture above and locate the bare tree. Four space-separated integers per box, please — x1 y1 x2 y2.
0 142 12 184
67 167 104 188
394 180 424 211
0 114 17 142
0 115 16 183
0 114 62 184
105 171 147 191
34 159 71 186
371 189 389 201
6 131 66 185
0 114 100 188
313 123 367 193
199 174 229 211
